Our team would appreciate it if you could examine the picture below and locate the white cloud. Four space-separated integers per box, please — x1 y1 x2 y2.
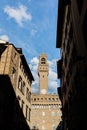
30 57 39 65
0 35 9 41
48 59 58 93
29 57 58 94
4 5 32 27
29 57 39 93
48 59 57 70
30 29 38 36
49 70 57 81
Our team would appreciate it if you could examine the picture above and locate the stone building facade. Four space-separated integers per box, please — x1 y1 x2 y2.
0 39 34 127
31 54 62 130
56 0 87 130
0 75 30 130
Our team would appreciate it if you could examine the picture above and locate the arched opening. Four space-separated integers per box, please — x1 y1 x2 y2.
41 58 46 64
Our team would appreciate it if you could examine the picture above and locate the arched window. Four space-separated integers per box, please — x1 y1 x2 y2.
41 58 46 64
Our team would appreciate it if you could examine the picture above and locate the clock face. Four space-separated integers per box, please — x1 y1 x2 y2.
41 89 47 94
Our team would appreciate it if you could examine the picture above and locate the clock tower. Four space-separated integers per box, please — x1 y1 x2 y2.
38 53 49 94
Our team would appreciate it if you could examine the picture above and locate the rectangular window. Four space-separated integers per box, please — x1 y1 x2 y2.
52 98 55 101
48 98 51 101
20 61 22 69
11 67 16 79
29 108 31 121
14 52 17 62
21 100 24 112
18 76 22 90
22 81 25 95
56 98 58 101
26 105 28 120
26 88 30 101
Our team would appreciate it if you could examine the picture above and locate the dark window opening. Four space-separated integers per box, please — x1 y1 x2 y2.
34 98 36 101
76 0 84 14
29 108 31 121
18 76 22 90
26 105 28 119
22 81 25 95
21 100 24 111
11 67 16 79
41 58 46 64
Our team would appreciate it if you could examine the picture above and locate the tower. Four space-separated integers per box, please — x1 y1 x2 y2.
38 53 49 94
31 53 62 130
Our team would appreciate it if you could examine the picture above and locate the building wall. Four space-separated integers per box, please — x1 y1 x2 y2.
0 44 19 90
0 75 30 130
57 0 87 130
16 57 32 126
0 40 34 128
31 94 62 130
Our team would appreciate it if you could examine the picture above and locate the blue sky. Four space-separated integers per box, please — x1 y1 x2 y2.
0 0 60 94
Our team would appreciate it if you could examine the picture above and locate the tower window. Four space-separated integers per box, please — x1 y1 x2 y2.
41 58 46 64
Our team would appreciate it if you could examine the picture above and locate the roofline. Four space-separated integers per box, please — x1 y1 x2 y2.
21 55 34 81
0 41 34 81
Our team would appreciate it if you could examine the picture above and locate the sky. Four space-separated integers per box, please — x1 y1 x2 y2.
0 0 60 94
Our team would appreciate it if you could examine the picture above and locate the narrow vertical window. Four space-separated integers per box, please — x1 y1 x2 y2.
26 88 29 100
21 100 24 112
26 105 28 119
22 81 25 95
29 108 31 121
18 76 22 90
11 67 16 79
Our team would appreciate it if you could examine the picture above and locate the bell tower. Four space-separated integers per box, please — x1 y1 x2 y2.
38 53 49 94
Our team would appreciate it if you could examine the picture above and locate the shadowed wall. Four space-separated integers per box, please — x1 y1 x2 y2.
0 75 30 130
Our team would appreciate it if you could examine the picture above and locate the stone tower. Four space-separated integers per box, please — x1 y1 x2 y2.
38 53 49 94
31 53 62 130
